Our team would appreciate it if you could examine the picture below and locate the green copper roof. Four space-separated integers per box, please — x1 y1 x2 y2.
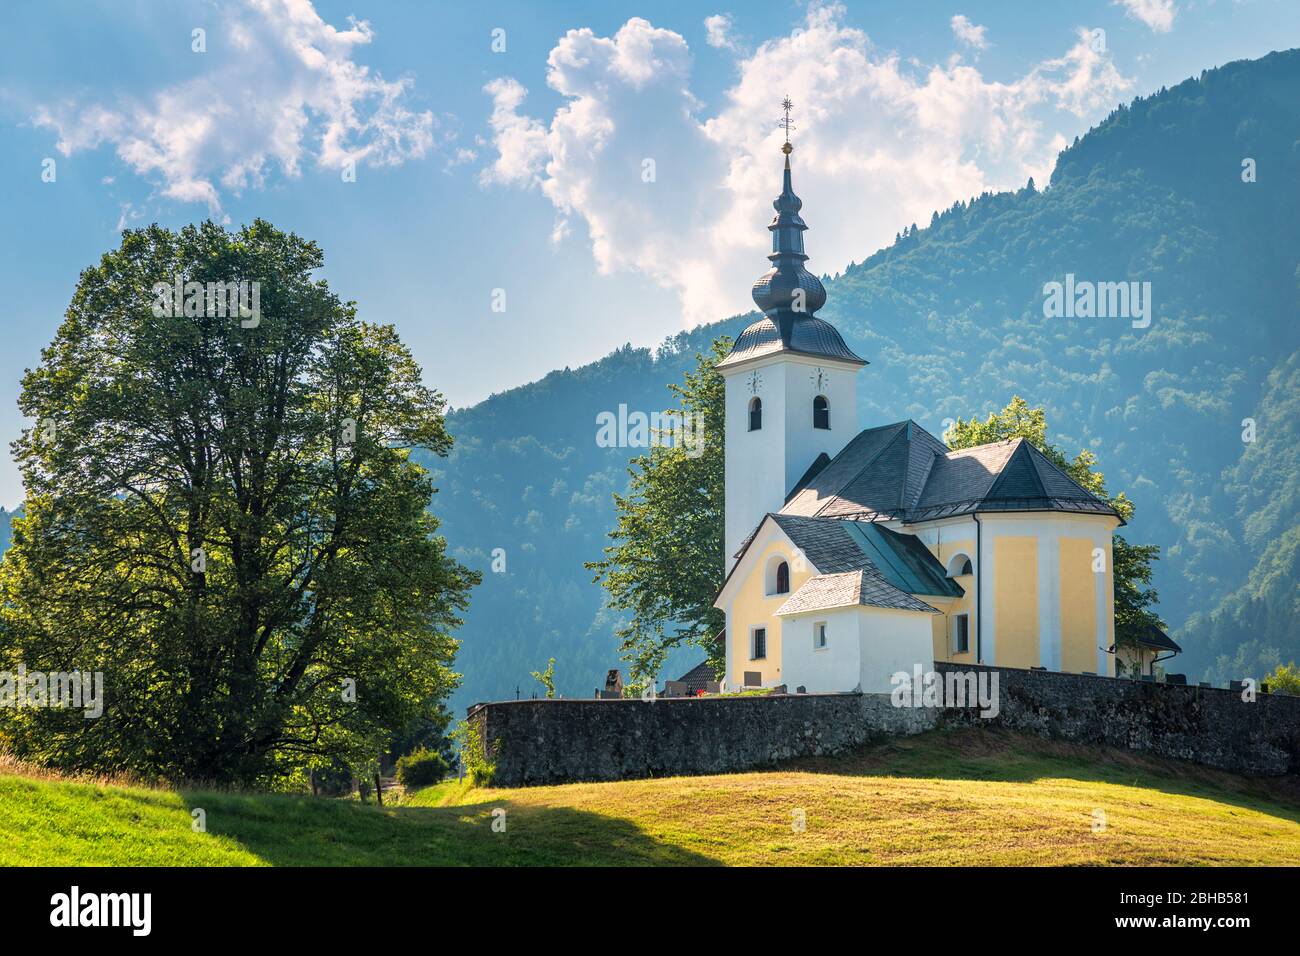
840 521 965 598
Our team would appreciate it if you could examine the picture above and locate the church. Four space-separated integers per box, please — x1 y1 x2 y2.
712 133 1122 695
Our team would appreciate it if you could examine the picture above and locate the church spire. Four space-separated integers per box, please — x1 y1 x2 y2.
751 96 826 321
715 96 865 371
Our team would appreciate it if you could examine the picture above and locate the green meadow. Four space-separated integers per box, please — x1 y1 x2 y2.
4 730 1298 866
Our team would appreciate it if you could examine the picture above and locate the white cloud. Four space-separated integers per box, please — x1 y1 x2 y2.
950 15 989 51
704 13 741 52
32 0 436 215
1043 27 1134 117
480 77 549 188
1114 0 1177 33
481 5 1134 326
115 202 136 232
445 147 478 171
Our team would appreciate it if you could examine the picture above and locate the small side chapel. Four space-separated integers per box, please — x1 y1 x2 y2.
713 116 1122 695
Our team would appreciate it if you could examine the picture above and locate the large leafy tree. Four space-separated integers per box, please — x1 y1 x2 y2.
0 220 479 784
945 396 1165 653
587 338 729 688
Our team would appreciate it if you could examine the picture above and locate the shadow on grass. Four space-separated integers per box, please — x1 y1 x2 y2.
787 727 1300 826
184 789 721 867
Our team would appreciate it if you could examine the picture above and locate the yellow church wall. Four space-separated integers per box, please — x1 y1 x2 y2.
1101 538 1115 676
993 536 1038 668
945 573 976 664
1059 537 1099 674
927 575 974 664
929 537 976 663
929 615 945 662
935 538 976 570
727 535 815 688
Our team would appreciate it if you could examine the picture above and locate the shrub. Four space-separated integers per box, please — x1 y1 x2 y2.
451 720 497 787
395 748 449 790
1264 662 1300 696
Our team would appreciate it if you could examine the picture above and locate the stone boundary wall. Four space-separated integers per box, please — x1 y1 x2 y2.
466 666 1300 787
466 693 933 788
935 662 1300 776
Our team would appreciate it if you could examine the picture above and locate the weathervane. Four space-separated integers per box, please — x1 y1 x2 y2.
779 95 795 155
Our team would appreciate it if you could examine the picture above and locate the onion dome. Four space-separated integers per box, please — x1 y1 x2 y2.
717 116 865 371
751 144 827 316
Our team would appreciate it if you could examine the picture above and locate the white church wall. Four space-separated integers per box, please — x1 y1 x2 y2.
779 605 935 695
721 354 861 573
777 355 859 501
779 608 860 693
722 356 790 574
857 607 937 694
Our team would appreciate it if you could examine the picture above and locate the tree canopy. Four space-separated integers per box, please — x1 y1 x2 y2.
0 220 479 784
587 338 728 688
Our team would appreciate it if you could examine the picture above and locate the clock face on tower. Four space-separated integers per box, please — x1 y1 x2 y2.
747 370 763 394
810 366 828 391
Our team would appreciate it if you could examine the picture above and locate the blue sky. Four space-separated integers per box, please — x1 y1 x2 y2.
0 0 1295 507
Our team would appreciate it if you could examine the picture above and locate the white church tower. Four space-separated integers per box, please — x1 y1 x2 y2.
716 102 866 571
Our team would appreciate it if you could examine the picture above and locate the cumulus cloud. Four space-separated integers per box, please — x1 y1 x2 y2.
950 15 989 51
1114 0 1177 33
1042 27 1134 117
481 4 1134 326
32 0 436 214
480 77 549 187
704 13 741 52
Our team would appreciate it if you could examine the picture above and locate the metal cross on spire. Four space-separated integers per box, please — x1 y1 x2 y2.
779 95 796 155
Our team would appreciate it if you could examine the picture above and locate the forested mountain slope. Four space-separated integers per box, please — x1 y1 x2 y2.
427 50 1300 710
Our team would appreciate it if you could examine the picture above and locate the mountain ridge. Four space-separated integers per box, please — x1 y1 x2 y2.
428 48 1300 710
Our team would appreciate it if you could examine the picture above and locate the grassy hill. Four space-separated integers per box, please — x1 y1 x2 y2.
5 731 1298 866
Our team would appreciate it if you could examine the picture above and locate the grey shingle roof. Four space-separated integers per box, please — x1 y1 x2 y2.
764 513 959 608
783 422 912 517
769 514 875 573
781 421 1121 524
675 660 718 693
715 314 867 369
1137 624 1182 653
785 451 831 504
776 570 940 615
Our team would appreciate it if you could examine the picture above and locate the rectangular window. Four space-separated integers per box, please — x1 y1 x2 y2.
953 614 970 655
751 627 766 660
814 621 827 649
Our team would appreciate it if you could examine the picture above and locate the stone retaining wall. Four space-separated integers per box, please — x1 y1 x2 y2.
935 662 1300 776
466 666 1300 787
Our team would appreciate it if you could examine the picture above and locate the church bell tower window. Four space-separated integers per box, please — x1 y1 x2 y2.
813 395 830 430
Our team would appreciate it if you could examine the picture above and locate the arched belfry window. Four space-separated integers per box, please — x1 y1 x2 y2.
749 397 762 431
765 556 792 596
947 554 974 577
813 395 830 430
